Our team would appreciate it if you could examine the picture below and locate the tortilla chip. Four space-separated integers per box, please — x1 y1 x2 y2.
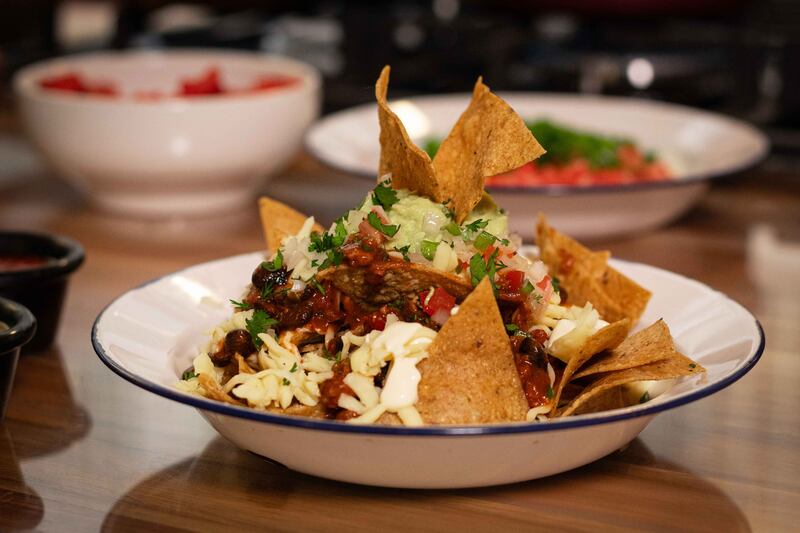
573 319 677 379
267 403 328 419
570 386 628 416
376 66 443 200
536 215 651 324
318 262 472 306
550 318 630 412
557 350 705 417
416 277 529 424
433 78 545 222
258 196 324 253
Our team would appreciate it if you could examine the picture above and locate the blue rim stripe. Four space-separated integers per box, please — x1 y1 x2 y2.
91 255 766 437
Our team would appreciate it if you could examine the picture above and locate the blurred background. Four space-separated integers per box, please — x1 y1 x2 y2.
0 0 798 159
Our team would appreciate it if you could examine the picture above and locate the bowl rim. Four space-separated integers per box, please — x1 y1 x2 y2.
0 296 37 353
12 49 321 108
304 92 770 196
0 231 85 285
91 252 765 437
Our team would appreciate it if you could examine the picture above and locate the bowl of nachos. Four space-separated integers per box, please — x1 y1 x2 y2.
93 67 763 488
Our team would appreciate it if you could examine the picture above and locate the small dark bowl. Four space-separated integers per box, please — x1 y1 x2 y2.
0 232 84 352
0 297 36 419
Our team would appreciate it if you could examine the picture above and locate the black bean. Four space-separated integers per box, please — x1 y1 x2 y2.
252 265 288 290
224 329 256 357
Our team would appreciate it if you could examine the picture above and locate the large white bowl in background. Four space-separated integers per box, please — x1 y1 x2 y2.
14 50 321 218
306 94 768 239
92 248 764 489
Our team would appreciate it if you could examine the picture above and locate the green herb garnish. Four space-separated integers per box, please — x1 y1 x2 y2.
689 363 696 369
260 281 274 299
393 245 411 261
505 324 520 333
464 219 489 235
181 369 198 380
262 249 283 272
307 276 325 294
546 386 555 399
290 362 298 373
367 211 400 237
372 181 399 210
246 310 278 348
230 299 251 310
421 240 439 261
639 391 651 403
282 378 291 386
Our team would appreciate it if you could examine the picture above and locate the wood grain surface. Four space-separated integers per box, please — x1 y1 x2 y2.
0 150 798 532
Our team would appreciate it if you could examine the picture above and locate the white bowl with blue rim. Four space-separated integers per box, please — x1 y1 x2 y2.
305 94 768 240
92 247 763 488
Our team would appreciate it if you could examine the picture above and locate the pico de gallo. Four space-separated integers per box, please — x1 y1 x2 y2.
424 119 671 188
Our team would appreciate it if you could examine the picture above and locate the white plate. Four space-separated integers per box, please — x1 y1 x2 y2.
305 94 768 239
92 248 763 489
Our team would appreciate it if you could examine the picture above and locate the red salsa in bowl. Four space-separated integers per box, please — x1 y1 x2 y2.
0 232 84 352
38 67 299 100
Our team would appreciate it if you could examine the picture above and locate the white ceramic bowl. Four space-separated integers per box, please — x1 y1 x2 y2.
305 94 768 239
92 248 763 489
14 50 321 218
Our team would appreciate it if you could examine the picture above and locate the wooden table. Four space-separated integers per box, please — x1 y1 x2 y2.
0 153 798 532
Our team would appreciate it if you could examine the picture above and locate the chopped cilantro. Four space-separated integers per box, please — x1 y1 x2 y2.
372 181 399 210
230 299 251 310
290 362 298 373
441 200 456 220
260 281 274 299
546 386 554 399
262 250 283 272
181 369 197 380
246 310 278 348
393 245 411 261
282 378 291 386
505 324 520 333
500 238 510 246
473 231 496 252
689 363 697 369
317 249 344 270
421 240 439 261
464 219 488 234
367 211 399 237
639 391 651 403
307 276 325 294
521 280 535 295
551 276 561 294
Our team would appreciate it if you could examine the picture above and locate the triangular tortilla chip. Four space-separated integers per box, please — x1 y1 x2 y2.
433 78 545 222
258 196 324 253
550 319 630 412
416 277 529 424
536 215 651 324
573 319 677 379
570 386 628 416
376 66 443 200
557 350 705 417
317 262 472 306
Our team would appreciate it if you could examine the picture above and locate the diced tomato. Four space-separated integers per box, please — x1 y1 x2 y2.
536 274 551 291
40 73 85 92
249 75 298 91
498 270 526 292
482 245 497 262
180 68 222 96
419 287 456 317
